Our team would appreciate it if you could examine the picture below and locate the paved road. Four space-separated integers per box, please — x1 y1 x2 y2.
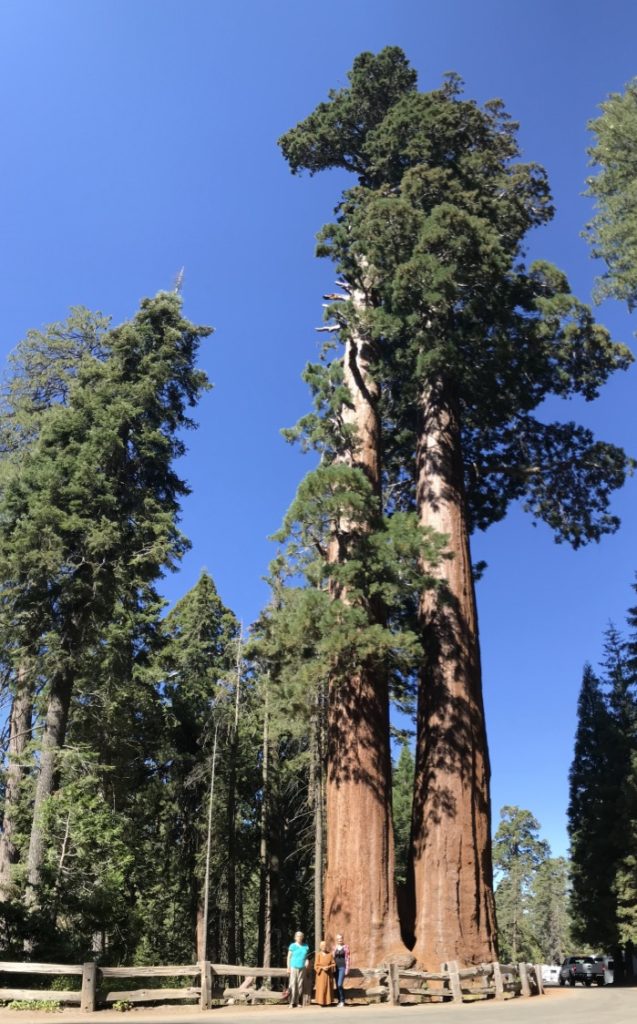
0 987 634 1024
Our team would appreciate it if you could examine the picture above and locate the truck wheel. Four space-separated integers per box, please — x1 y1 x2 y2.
585 979 592 987
567 978 575 986
596 979 604 987
559 977 565 987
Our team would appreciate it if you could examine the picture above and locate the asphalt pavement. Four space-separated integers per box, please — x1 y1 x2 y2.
0 986 634 1024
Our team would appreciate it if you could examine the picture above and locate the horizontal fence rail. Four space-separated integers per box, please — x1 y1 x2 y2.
0 958 544 1011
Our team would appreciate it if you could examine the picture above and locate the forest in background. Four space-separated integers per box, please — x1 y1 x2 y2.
0 49 635 972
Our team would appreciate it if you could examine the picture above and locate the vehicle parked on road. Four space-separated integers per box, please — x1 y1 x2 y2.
594 955 614 985
558 956 605 986
541 964 561 986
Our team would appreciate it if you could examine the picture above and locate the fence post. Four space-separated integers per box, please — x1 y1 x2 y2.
388 963 401 1005
518 962 531 997
492 962 505 1000
80 961 97 1012
446 961 463 1004
199 961 212 1010
534 964 544 995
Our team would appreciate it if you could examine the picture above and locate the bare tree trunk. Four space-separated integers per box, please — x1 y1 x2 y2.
258 690 272 971
323 283 406 966
410 379 497 968
26 666 73 899
0 664 33 897
195 898 205 963
236 862 245 964
225 635 242 964
313 678 326 952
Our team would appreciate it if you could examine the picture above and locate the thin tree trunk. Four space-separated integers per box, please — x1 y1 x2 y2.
225 635 242 964
410 378 497 968
0 664 34 897
195 899 205 963
198 723 219 963
323 282 405 966
26 666 74 898
236 862 245 964
313 678 326 952
258 690 272 971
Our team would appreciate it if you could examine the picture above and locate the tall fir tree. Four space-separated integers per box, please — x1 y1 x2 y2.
0 308 111 900
568 663 620 948
0 292 211 904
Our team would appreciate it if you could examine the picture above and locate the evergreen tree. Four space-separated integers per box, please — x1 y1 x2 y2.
148 569 243 964
493 806 548 963
568 664 619 948
280 45 631 967
531 857 572 965
586 79 637 311
614 751 637 945
0 308 112 898
0 292 211 905
392 742 415 889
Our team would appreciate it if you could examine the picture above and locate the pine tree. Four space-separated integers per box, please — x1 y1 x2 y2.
280 46 631 968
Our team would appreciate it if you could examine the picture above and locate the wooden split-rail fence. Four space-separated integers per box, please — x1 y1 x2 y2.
0 958 544 1011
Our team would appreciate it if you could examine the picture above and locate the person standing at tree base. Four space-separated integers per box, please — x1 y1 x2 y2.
314 941 335 1006
333 934 350 1006
287 931 310 1007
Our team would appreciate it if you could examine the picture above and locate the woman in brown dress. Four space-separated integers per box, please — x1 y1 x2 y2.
314 941 336 1006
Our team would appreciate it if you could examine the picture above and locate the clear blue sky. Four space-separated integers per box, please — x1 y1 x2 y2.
1 0 636 857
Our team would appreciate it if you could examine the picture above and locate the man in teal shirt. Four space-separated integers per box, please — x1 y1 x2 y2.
287 931 310 1007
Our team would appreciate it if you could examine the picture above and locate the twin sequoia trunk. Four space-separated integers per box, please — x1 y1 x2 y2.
410 380 497 968
323 292 405 966
0 666 33 897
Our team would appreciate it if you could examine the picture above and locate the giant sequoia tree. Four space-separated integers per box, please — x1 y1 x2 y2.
280 47 631 967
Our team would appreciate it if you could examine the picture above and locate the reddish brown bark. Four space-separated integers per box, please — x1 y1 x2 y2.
323 289 406 966
409 379 497 968
0 665 33 898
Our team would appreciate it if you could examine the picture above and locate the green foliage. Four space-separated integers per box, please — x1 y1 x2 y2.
568 615 637 950
112 1001 133 1012
0 291 212 687
280 47 632 547
0 306 111 456
0 294 218 959
530 857 572 964
586 79 637 311
568 663 620 947
493 805 549 963
392 743 414 887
